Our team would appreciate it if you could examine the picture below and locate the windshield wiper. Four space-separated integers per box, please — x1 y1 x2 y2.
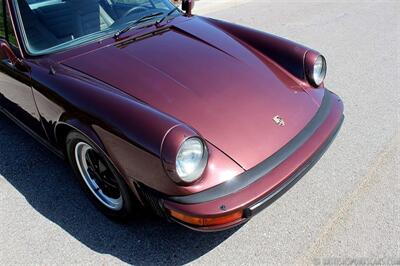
113 12 164 40
156 6 179 26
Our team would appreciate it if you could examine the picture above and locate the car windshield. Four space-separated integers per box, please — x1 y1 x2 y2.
14 0 177 55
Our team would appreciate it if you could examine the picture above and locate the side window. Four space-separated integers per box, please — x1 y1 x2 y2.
0 0 18 47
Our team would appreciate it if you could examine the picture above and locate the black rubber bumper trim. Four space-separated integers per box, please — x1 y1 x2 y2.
169 91 336 204
244 116 344 218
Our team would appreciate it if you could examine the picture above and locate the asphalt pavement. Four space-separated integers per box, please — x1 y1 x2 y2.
1 1 399 265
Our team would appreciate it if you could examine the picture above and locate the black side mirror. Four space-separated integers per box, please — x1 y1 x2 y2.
182 0 195 16
0 41 30 72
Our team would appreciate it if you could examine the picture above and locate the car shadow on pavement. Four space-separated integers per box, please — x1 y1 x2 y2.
0 114 238 265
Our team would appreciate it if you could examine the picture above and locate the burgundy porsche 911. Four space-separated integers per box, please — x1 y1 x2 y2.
0 0 343 231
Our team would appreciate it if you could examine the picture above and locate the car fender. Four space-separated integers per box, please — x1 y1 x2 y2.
54 118 104 151
28 61 244 196
204 17 314 84
29 61 181 191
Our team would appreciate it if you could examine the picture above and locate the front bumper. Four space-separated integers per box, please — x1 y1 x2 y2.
162 90 344 231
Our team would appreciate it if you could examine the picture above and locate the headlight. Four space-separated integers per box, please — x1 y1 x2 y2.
308 55 327 87
176 137 208 183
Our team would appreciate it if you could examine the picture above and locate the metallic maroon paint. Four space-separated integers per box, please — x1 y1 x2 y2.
0 0 344 231
164 92 343 231
62 17 321 170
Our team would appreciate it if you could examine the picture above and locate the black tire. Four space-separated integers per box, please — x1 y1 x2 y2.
66 130 136 221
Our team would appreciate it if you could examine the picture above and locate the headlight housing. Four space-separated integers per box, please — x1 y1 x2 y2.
175 137 208 183
306 54 327 87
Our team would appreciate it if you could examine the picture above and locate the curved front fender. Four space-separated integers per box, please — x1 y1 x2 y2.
204 17 313 84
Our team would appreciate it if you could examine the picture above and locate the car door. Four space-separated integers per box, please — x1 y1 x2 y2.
0 0 45 137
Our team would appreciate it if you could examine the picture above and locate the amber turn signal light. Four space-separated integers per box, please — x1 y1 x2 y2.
169 209 243 227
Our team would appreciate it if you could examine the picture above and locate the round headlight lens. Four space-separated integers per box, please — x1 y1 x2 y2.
176 138 207 183
311 55 327 87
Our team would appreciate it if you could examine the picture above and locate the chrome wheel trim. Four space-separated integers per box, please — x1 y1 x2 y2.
74 142 123 211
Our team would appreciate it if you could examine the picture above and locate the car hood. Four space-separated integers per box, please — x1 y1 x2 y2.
62 17 320 170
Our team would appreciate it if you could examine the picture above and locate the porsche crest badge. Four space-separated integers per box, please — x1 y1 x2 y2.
273 115 286 127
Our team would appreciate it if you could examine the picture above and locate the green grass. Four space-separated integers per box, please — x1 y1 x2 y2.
0 2 5 38
0 1 18 46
